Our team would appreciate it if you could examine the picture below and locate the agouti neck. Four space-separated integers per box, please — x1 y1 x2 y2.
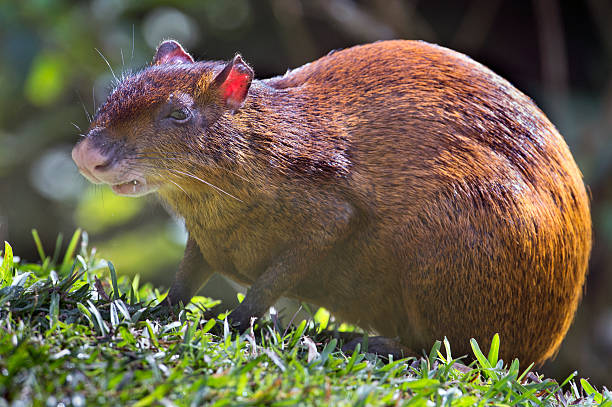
214 79 351 185
159 79 349 227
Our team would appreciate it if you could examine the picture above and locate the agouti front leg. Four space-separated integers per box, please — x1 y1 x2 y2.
229 199 355 332
229 248 313 331
165 236 214 306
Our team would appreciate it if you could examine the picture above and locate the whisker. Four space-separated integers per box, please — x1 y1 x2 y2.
168 169 243 202
165 177 195 205
103 159 247 204
71 122 82 132
116 165 197 205
131 153 255 185
75 91 92 123
95 47 119 84
131 25 135 62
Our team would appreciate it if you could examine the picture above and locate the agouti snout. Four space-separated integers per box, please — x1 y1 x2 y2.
72 39 591 364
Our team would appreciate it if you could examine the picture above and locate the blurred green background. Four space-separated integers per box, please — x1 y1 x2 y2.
0 0 610 386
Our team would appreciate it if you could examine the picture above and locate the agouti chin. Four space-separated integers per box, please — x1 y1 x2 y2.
72 39 591 365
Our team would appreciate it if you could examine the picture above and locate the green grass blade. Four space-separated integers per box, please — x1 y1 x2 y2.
61 228 81 270
517 362 535 382
289 319 307 349
443 336 452 362
182 321 196 345
129 285 136 305
343 342 362 374
31 229 46 261
131 274 140 303
51 233 63 266
108 261 119 300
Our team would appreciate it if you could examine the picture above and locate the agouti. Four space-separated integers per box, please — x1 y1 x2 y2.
72 39 591 365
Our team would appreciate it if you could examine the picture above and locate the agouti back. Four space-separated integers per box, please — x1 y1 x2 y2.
72 39 591 364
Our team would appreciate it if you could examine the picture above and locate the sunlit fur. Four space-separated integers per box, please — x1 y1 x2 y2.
85 40 591 365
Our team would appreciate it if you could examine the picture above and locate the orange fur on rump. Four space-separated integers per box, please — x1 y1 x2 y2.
73 40 591 365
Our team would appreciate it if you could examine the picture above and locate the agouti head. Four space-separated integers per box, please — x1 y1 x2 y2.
72 40 254 197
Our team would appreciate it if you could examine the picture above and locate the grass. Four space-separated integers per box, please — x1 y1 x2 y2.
0 230 610 406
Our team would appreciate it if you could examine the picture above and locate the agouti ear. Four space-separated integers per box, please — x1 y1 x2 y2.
211 54 253 111
153 40 194 65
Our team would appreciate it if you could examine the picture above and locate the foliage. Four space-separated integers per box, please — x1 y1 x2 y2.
0 232 609 406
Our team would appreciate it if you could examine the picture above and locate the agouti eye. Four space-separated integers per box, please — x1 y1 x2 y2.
169 108 189 122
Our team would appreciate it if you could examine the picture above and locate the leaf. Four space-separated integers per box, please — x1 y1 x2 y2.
263 348 286 372
404 378 440 390
313 307 330 332
49 292 60 330
302 336 319 363
581 379 604 404
87 299 108 336
114 299 131 321
11 271 31 287
145 320 159 348
1 241 14 284
77 302 94 328
315 338 337 366
470 337 498 381
428 340 441 366
118 326 136 346
223 317 231 348
110 302 119 328
201 318 216 334
488 333 500 366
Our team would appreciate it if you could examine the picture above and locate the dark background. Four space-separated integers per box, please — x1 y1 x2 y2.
0 0 610 385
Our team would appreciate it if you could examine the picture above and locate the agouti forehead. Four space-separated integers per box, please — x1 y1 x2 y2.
92 63 215 128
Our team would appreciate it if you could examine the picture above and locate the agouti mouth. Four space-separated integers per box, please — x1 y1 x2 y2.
111 179 157 197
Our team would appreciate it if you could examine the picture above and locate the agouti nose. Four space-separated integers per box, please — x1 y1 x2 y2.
71 138 112 182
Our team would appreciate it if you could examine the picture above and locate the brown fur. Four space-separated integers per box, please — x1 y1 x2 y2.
75 40 591 365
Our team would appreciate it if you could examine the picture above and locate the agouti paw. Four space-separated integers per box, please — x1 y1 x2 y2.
228 308 257 333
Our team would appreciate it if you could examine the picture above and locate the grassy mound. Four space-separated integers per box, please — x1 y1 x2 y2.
0 230 609 406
